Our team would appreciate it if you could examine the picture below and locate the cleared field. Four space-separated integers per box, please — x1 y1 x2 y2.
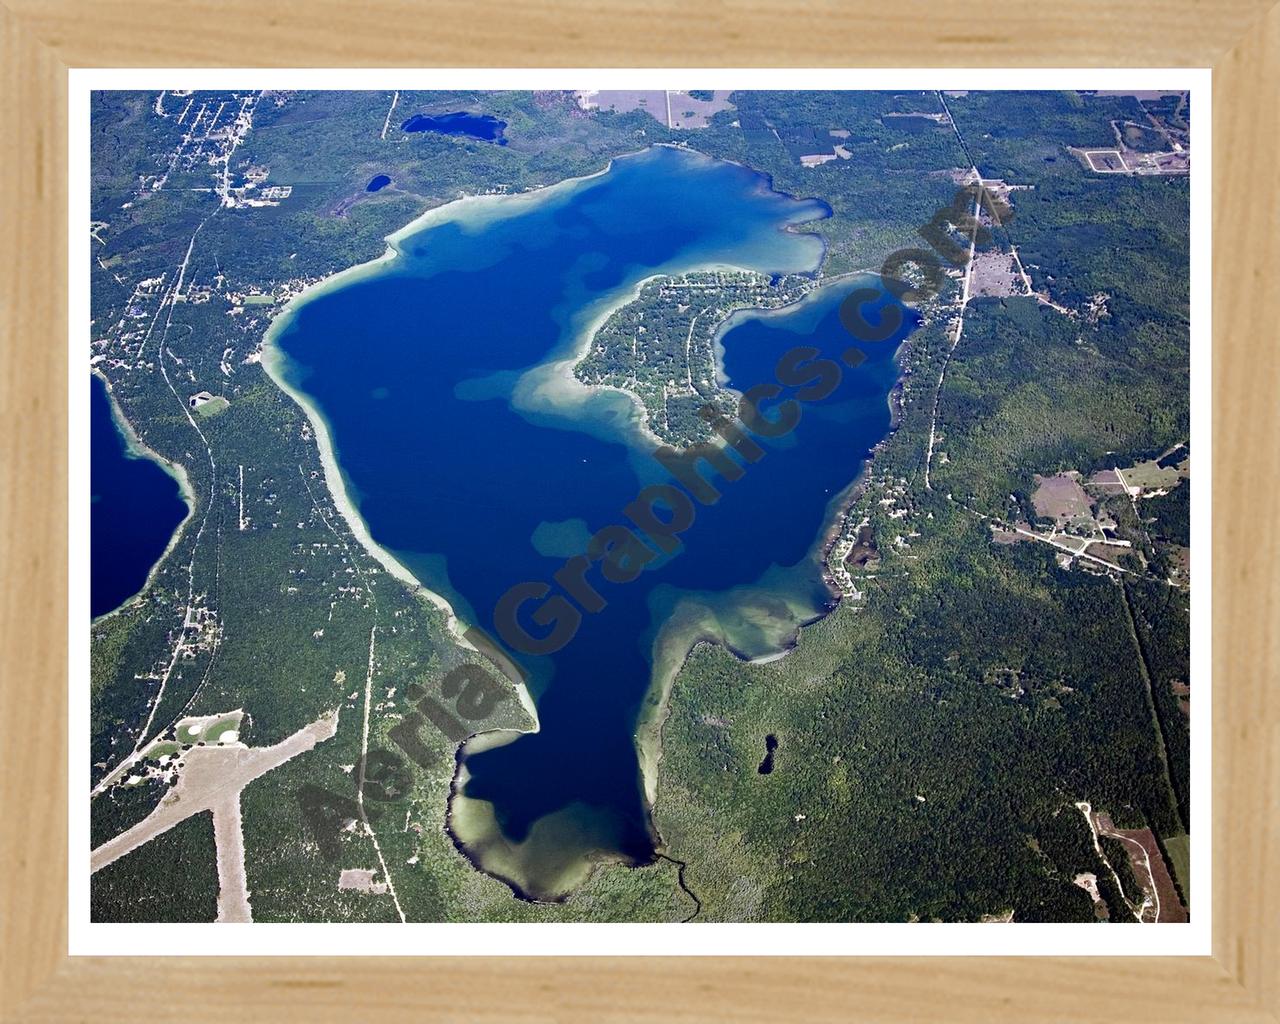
969 250 1021 298
1165 832 1191 905
206 714 241 743
1081 149 1128 172
669 90 735 129
572 90 735 130
1031 472 1094 525
192 395 230 419
175 709 244 745
1082 541 1134 566
1095 811 1188 923
1086 468 1127 492
1117 453 1189 491
91 710 337 875
574 89 666 122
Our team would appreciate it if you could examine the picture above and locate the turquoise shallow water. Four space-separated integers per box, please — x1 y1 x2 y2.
272 146 917 898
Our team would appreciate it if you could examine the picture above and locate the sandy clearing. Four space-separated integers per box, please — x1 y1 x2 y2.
1095 812 1188 924
1031 472 1094 524
91 709 338 876
212 794 251 922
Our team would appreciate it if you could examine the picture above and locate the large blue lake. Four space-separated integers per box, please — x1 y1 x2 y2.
91 374 188 618
271 146 916 899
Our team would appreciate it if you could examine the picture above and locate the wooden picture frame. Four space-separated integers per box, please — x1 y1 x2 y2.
2 2 1276 1018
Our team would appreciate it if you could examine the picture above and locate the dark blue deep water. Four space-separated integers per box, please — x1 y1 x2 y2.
272 147 916 897
401 111 507 144
91 374 188 618
366 174 392 192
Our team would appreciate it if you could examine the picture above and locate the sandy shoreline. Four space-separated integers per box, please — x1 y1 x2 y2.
633 588 835 816
255 146 896 895
526 262 767 453
260 345 541 731
256 141 820 647
528 267 851 458
513 144 832 454
632 274 920 836
91 369 196 625
253 177 610 731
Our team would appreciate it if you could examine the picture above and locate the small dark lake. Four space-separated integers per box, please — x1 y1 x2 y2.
90 374 188 618
366 174 392 192
401 111 507 144
757 734 779 775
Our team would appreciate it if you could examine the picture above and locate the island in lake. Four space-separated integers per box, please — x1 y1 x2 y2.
88 88 1193 926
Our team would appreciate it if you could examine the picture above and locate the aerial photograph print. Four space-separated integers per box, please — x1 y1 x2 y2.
85 83 1195 935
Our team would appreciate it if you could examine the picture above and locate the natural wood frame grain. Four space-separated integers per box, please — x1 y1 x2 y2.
3 2 1277 1019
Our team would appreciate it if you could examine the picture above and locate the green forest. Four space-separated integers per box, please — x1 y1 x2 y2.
89 88 1191 924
